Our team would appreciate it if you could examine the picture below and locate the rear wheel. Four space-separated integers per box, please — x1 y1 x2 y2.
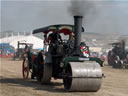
107 51 113 66
40 63 52 84
22 57 29 80
112 56 122 68
36 52 52 84
117 61 122 69
36 53 44 82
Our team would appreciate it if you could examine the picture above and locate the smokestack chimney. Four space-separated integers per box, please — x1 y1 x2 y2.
74 16 83 50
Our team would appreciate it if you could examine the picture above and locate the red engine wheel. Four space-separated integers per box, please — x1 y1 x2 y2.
22 58 29 80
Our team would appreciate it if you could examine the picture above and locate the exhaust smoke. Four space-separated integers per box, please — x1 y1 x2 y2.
68 0 96 17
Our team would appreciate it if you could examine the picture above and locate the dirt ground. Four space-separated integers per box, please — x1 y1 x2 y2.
0 58 128 96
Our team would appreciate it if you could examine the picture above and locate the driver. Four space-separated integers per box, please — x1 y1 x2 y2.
48 31 62 44
47 31 62 54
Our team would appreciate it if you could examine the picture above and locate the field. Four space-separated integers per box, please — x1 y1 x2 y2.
0 58 128 96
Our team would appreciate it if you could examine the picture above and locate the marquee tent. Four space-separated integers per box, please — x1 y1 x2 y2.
9 35 44 49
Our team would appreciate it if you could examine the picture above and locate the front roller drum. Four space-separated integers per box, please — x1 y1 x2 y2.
63 61 102 92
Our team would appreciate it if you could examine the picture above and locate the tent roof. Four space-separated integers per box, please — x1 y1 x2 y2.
0 36 26 43
8 35 44 49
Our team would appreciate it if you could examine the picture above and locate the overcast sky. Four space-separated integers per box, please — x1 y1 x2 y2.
1 0 128 35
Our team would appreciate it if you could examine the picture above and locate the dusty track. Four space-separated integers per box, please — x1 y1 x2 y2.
0 58 128 96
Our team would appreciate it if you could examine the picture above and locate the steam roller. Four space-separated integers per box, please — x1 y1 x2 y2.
23 15 104 92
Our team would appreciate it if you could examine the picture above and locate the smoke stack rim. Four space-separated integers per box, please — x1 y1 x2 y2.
74 15 83 18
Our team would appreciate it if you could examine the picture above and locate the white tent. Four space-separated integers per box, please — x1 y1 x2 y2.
9 35 44 49
0 36 26 43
